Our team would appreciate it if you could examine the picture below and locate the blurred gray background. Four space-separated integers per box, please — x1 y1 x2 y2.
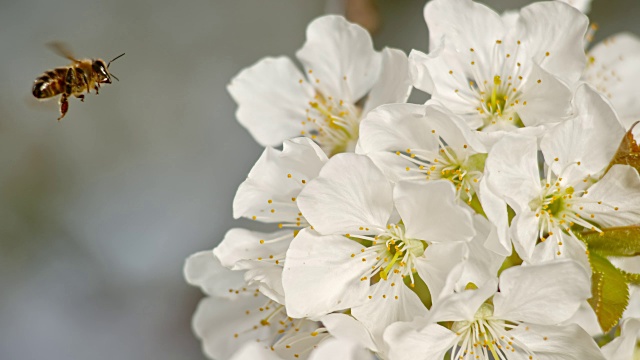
0 0 637 359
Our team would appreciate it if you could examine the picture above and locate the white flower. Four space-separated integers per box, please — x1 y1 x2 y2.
217 137 328 302
283 153 476 343
233 137 328 227
484 85 640 265
214 228 293 304
557 0 592 14
601 318 640 360
384 261 604 360
185 251 329 360
357 102 487 203
410 0 587 137
228 15 412 156
229 335 377 360
584 32 640 129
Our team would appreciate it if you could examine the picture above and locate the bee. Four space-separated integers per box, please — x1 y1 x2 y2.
32 42 124 120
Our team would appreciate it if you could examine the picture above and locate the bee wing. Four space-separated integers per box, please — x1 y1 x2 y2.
47 42 79 62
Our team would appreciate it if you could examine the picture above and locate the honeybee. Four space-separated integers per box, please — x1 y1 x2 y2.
32 42 124 120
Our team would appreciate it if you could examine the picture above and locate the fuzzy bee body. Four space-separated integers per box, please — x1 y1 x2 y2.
32 67 70 99
32 42 123 120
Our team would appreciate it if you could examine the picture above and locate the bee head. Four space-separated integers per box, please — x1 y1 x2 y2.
92 59 111 84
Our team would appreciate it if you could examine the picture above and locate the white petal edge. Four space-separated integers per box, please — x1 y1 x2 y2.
493 260 591 324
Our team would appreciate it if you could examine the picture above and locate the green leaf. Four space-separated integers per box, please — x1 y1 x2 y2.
580 226 640 257
605 121 640 175
587 252 630 332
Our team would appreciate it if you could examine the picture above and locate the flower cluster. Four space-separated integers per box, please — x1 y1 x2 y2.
185 0 640 359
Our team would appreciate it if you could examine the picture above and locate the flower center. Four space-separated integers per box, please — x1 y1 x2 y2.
477 75 525 130
303 93 361 156
349 224 426 287
461 39 534 131
397 144 486 203
528 163 620 253
450 303 534 360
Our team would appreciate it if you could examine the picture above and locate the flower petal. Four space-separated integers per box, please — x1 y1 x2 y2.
428 278 498 323
282 229 372 318
424 102 486 152
395 180 475 243
540 84 624 178
601 318 640 360
415 241 467 301
184 251 246 297
558 0 592 14
358 151 414 183
233 137 327 222
229 342 285 360
408 49 436 93
273 323 330 360
357 103 434 156
582 165 640 227
384 322 457 360
585 32 640 128
563 300 602 337
529 232 591 272
351 280 428 346
213 228 291 303
485 135 540 209
193 294 274 360
321 313 378 352
511 209 542 262
458 215 507 287
362 48 412 115
243 265 286 305
297 154 393 234
214 228 292 269
509 323 605 360
493 260 591 324
516 62 572 127
308 338 373 360
410 41 485 129
424 0 505 54
516 1 588 84
228 57 315 147
296 15 381 102
478 175 512 256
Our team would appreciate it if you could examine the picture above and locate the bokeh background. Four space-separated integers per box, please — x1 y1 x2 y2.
0 0 638 358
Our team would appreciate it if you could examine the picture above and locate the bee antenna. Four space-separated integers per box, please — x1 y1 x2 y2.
110 73 120 82
107 53 125 68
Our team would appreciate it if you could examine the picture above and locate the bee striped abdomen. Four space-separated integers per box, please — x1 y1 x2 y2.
32 67 68 99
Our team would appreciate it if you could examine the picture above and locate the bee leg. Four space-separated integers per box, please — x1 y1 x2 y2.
94 84 100 95
58 94 69 121
75 94 85 102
